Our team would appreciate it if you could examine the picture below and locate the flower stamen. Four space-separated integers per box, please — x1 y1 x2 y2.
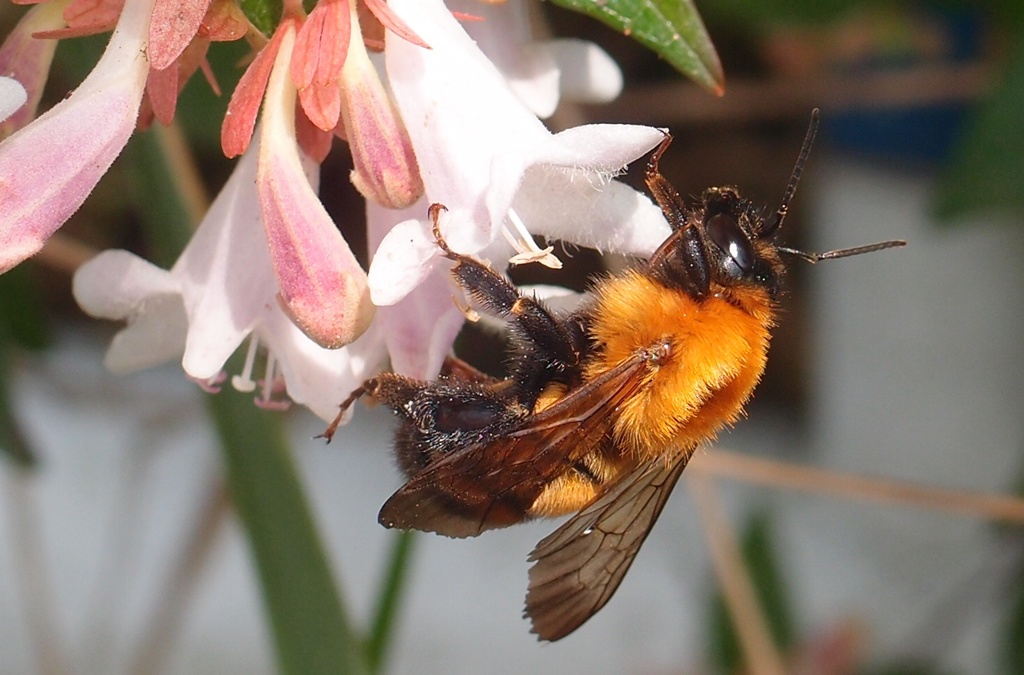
452 293 480 322
231 335 260 392
255 350 292 410
504 208 562 269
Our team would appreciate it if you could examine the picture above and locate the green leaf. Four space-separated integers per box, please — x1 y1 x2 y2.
707 510 795 675
209 389 367 675
241 0 284 36
547 0 724 93
933 34 1024 223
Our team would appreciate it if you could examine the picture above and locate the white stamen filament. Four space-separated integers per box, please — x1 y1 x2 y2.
503 208 562 269
261 351 277 404
231 336 259 392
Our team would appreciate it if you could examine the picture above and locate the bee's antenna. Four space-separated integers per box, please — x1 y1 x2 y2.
778 239 907 263
761 108 820 238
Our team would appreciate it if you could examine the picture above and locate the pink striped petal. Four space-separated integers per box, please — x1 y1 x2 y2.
149 0 210 71
0 0 153 274
257 23 373 348
341 0 421 209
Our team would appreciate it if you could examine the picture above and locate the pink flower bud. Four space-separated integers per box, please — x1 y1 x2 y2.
257 22 374 348
339 0 422 209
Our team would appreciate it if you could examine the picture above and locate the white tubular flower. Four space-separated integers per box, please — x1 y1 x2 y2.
73 140 388 422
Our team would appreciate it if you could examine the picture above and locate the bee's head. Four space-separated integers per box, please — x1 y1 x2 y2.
645 110 904 303
700 187 783 299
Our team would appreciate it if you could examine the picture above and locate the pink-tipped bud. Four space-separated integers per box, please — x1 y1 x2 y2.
257 23 374 348
339 0 422 209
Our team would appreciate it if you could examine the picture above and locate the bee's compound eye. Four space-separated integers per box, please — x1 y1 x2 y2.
706 212 754 274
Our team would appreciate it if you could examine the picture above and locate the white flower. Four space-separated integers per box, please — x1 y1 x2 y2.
73 141 387 422
370 1 666 292
0 76 26 123
449 0 623 117
359 0 669 378
367 200 466 381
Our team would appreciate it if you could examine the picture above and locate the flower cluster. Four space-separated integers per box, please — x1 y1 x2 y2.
0 0 670 424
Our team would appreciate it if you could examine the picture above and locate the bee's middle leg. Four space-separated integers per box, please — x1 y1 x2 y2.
427 204 583 375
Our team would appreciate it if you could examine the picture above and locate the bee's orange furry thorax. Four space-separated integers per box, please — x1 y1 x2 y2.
587 270 774 460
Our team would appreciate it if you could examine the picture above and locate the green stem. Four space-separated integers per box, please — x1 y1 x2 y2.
127 122 367 674
365 531 416 674
208 390 367 675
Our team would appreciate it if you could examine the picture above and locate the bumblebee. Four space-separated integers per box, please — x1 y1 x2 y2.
325 110 904 640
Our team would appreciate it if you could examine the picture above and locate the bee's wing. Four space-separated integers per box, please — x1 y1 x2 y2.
378 353 652 539
524 449 693 641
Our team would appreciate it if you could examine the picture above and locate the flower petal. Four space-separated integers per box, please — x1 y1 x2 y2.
513 123 664 174
173 143 277 378
72 249 189 373
362 0 428 49
149 0 210 70
74 249 180 320
292 0 348 131
367 215 440 306
262 310 388 422
482 123 666 255
258 23 374 348
0 2 63 134
511 172 669 258
0 77 27 124
450 0 559 117
46 0 123 39
341 2 422 209
381 272 464 379
366 199 463 378
367 204 488 306
386 0 548 225
221 21 289 158
198 0 248 41
543 38 623 104
0 0 153 274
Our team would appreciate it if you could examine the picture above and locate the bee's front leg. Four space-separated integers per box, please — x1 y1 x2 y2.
319 373 420 443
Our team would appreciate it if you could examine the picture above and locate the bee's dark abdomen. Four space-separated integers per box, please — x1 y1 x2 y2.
387 380 528 478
